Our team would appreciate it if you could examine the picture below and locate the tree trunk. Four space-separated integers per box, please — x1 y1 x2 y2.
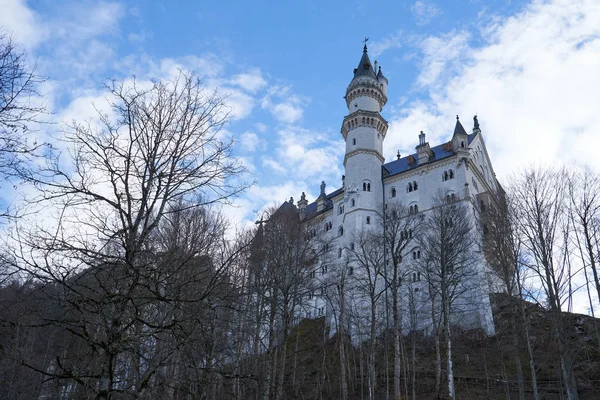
392 273 401 400
339 284 349 400
431 295 441 397
443 298 455 400
369 297 377 400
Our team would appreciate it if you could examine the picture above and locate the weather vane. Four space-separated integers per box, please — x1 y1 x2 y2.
363 37 369 45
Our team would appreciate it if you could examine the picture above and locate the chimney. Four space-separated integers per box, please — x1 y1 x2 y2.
416 131 432 164
297 192 308 220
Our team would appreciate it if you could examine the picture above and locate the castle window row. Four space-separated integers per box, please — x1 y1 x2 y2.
345 116 387 135
346 85 385 107
443 169 455 181
407 181 418 192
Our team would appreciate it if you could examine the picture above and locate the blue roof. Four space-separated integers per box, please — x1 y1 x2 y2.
383 132 477 178
304 187 344 220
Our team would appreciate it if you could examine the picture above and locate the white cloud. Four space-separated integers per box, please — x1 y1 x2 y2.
230 68 268 93
261 85 309 124
0 0 42 49
411 0 442 26
239 132 266 153
386 0 600 183
261 158 286 174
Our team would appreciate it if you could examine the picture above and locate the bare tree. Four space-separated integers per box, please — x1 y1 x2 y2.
379 201 420 400
251 202 324 400
0 32 46 218
569 168 600 310
510 167 579 400
482 188 539 400
347 228 385 400
2 70 248 398
417 193 481 400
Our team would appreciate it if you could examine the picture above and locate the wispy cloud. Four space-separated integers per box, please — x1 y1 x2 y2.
411 0 442 26
369 31 403 58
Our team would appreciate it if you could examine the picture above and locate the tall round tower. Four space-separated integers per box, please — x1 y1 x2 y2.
341 44 388 228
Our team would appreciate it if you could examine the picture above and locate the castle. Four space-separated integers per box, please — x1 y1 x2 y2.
277 44 498 338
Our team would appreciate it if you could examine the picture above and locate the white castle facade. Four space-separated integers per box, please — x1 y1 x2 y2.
280 45 498 338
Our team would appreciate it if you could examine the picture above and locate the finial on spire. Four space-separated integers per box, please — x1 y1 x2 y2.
419 131 426 146
456 115 459 120
363 37 369 52
397 150 401 160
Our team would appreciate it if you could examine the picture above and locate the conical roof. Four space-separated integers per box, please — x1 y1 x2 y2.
353 45 376 79
453 116 468 136
376 66 387 82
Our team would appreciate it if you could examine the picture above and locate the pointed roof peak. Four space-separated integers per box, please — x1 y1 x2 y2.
454 115 468 136
353 43 376 79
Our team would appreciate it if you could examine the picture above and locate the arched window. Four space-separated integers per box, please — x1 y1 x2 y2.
413 181 418 190
351 199 355 207
443 171 448 181
449 169 454 179
338 204 344 215
366 216 371 224
352 138 356 145
363 181 371 191
391 187 397 198
367 183 371 191
461 141 465 148
338 248 343 258
322 265 328 274
338 226 344 236
412 249 421 260
408 182 413 192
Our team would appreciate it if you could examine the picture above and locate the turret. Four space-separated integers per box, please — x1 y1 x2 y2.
344 45 388 113
452 115 469 153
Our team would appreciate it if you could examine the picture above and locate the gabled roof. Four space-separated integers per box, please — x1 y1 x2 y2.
353 45 376 79
304 187 344 220
383 132 477 178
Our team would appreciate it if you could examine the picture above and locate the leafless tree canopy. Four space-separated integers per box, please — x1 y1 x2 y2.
0 33 46 217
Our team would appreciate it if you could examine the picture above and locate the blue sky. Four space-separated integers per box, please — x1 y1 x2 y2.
1 0 599 228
